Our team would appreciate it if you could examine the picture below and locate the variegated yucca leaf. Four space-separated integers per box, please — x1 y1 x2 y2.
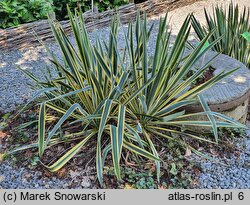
191 3 250 67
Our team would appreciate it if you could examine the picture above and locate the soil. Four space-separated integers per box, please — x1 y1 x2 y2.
195 67 215 86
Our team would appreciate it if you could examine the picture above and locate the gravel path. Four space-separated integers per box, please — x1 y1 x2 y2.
198 153 250 189
0 0 250 189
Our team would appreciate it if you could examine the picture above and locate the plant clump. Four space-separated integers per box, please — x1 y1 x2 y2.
191 3 250 67
5 10 246 186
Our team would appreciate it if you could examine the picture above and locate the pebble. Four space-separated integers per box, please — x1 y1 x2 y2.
81 177 91 188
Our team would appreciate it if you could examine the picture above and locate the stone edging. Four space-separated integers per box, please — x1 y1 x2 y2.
185 51 250 113
185 89 250 112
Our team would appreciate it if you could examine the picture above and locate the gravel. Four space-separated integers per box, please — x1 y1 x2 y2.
0 162 68 189
197 153 250 189
191 134 250 189
0 46 52 113
0 20 160 113
0 161 95 189
0 0 250 189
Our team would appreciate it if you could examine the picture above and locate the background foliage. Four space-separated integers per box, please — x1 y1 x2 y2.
0 0 53 28
53 0 129 21
0 0 129 28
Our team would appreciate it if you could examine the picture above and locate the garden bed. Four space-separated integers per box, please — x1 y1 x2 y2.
0 0 249 190
1 107 249 189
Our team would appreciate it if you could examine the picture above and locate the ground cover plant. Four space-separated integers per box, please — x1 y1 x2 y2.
2 10 246 186
191 3 250 67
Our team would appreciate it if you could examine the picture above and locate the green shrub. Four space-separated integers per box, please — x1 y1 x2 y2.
52 0 89 21
191 3 250 67
0 0 53 28
7 10 245 186
0 0 129 28
95 0 129 12
53 0 129 21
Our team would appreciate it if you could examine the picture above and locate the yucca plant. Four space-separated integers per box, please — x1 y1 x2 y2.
6 10 245 185
191 3 250 67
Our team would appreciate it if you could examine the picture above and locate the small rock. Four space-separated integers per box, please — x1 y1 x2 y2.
81 177 91 188
0 175 5 183
245 140 250 152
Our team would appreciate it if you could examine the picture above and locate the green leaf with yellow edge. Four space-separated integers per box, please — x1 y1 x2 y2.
96 99 113 186
110 105 125 180
198 94 218 143
47 133 95 172
123 141 159 161
38 103 46 157
199 40 210 54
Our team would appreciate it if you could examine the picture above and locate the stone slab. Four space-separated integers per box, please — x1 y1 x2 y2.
192 50 250 105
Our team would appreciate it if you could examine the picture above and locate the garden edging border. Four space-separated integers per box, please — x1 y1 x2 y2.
184 50 250 123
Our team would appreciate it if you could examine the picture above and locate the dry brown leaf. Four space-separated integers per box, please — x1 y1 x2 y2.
44 170 52 177
150 164 156 173
184 147 192 157
0 153 5 163
64 131 70 136
0 131 6 139
158 185 167 189
209 148 218 156
124 184 133 189
24 150 33 158
57 168 67 178
0 175 5 183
